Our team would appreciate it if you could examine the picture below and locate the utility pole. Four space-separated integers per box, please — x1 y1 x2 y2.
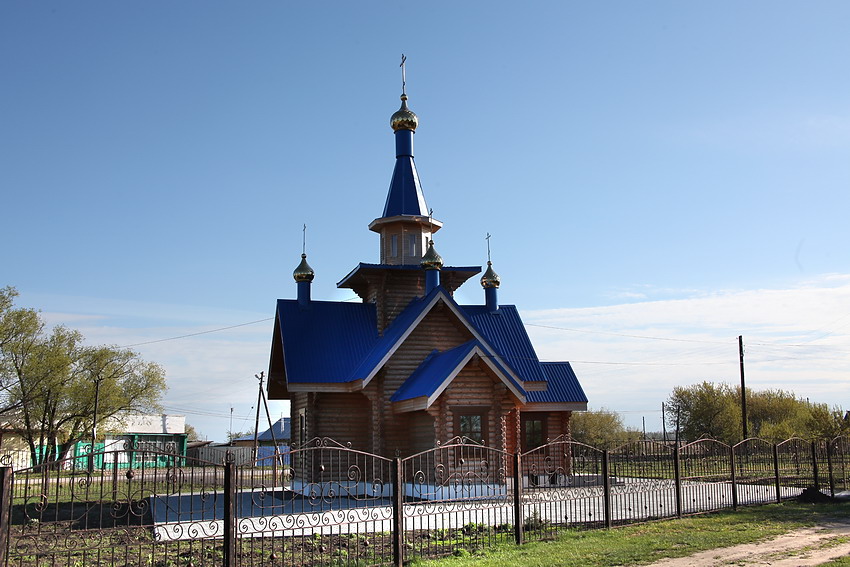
739 335 748 440
661 402 668 443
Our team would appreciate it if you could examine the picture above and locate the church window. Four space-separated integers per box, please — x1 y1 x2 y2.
391 235 399 257
454 408 489 444
407 234 417 257
521 414 547 451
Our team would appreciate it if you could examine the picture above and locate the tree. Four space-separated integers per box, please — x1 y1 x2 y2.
184 423 202 442
807 403 850 440
1 287 168 466
666 382 741 444
570 408 641 449
666 381 847 444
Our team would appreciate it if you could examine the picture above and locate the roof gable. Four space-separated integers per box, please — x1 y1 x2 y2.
390 339 527 411
353 286 526 389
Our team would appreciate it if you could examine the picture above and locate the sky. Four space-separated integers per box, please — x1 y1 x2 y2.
2 1 849 442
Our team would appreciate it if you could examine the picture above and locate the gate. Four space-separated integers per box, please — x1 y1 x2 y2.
232 437 394 566
401 437 513 561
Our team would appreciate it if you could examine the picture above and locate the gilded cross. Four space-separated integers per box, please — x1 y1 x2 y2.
400 54 407 95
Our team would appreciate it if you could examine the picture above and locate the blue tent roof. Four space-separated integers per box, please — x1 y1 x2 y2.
383 156 428 217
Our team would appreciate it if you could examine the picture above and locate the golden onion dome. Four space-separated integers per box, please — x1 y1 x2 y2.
293 253 315 283
480 261 501 289
420 240 443 270
390 94 419 131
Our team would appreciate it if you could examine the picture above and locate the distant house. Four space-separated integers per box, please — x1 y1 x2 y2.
267 86 587 460
0 413 188 470
232 417 291 447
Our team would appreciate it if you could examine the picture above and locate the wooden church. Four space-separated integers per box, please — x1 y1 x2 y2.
267 78 587 459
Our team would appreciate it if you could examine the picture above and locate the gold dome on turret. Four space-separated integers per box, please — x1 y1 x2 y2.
390 94 419 131
481 261 500 289
293 253 315 283
420 240 443 270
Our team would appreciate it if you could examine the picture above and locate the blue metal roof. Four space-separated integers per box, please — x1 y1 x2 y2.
390 341 479 402
347 291 435 383
277 300 377 383
461 304 546 382
233 418 291 442
535 362 588 404
275 289 584 406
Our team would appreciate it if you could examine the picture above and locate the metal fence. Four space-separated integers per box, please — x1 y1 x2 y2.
0 434 847 566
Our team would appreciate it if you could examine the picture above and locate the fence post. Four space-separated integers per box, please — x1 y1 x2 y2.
773 444 781 503
673 446 682 518
512 452 523 545
729 445 737 511
112 451 119 502
602 450 612 528
223 456 237 567
811 441 820 491
826 441 836 497
0 467 12 566
392 457 404 567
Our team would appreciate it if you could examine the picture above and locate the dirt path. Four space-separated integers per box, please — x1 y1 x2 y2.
643 521 850 567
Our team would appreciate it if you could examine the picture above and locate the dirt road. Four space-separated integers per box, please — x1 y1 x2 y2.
644 520 850 567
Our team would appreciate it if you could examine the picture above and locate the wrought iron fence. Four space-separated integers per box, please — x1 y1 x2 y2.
0 434 847 566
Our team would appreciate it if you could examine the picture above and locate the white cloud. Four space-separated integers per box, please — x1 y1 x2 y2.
524 274 850 432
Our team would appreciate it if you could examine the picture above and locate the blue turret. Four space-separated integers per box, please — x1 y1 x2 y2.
383 95 428 217
369 91 442 265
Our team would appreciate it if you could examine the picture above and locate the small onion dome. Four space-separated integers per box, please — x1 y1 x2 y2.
480 261 501 289
420 240 443 270
390 94 419 131
293 253 315 282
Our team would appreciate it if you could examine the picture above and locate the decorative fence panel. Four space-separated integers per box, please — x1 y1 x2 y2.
521 440 606 538
831 436 850 494
232 438 394 567
678 439 734 514
733 438 780 505
400 437 514 561
609 440 676 525
1 434 848 567
3 446 225 567
776 438 814 497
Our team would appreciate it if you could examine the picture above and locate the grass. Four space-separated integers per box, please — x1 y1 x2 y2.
410 501 850 567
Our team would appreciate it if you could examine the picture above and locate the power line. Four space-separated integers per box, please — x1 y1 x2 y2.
121 318 273 348
525 323 733 345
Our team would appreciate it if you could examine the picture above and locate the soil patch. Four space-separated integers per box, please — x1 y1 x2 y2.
643 520 850 567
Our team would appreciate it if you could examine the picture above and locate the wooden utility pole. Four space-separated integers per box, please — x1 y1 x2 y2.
739 335 748 440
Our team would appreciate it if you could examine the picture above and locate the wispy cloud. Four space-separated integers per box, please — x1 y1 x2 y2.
524 274 850 431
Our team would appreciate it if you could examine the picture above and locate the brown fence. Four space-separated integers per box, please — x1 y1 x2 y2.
0 435 847 566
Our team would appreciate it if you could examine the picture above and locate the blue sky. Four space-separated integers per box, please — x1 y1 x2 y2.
3 2 849 441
